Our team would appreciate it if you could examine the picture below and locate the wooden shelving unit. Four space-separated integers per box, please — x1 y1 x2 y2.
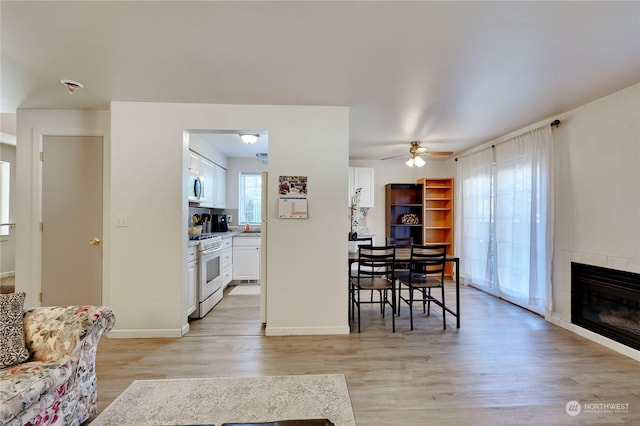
418 177 454 279
385 183 424 245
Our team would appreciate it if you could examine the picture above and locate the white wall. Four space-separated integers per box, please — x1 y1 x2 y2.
15 109 110 308
109 102 349 337
348 159 456 243
549 83 640 360
0 143 16 276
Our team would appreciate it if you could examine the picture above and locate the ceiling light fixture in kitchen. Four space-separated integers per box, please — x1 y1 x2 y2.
240 134 259 144
60 79 84 94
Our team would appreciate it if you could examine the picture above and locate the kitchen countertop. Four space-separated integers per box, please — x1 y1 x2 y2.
188 230 261 245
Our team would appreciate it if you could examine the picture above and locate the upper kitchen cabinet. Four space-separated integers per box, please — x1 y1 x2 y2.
214 163 226 209
348 167 374 208
200 157 216 207
189 150 227 208
188 151 202 177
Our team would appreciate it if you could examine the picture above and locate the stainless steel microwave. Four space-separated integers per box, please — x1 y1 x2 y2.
188 176 203 202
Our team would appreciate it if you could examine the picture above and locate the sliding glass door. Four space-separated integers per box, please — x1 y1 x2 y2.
456 126 554 315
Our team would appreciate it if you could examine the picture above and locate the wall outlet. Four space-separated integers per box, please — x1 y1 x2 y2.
115 215 129 227
227 215 233 223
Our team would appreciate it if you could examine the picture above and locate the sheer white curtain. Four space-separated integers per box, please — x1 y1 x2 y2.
457 125 554 315
455 149 493 288
494 126 554 314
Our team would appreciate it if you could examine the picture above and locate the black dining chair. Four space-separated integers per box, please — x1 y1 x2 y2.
350 245 396 333
349 236 373 278
386 236 413 310
396 244 448 330
348 236 376 304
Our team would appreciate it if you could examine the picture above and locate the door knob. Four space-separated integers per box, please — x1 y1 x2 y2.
89 238 101 246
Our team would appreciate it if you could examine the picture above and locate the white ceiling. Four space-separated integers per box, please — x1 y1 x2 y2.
2 1 639 160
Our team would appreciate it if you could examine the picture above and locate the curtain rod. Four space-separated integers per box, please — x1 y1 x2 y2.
454 119 561 162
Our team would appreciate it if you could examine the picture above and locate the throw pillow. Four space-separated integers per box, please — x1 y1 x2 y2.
0 292 30 368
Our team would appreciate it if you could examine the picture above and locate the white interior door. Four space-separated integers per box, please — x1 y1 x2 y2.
42 136 103 306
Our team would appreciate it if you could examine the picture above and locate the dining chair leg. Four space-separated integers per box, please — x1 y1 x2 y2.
350 285 354 320
441 286 446 330
391 283 396 333
397 281 401 316
397 282 403 317
409 286 415 331
355 286 361 333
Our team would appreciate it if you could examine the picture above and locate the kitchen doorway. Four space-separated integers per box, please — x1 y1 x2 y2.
187 130 267 328
41 135 103 306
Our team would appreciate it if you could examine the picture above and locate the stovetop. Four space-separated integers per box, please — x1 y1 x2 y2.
188 233 219 241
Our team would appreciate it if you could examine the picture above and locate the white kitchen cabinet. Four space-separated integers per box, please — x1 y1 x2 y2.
221 236 233 288
188 151 201 177
199 157 216 207
232 237 261 280
349 167 374 208
214 164 227 208
185 245 197 316
190 151 226 208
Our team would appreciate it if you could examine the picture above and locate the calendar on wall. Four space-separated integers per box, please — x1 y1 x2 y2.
278 176 308 219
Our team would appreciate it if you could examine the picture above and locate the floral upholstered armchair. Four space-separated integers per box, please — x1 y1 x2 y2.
0 304 115 426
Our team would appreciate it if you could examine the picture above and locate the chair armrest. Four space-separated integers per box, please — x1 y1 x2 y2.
23 306 115 363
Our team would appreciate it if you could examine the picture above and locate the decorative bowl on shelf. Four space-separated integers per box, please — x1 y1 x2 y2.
400 214 419 225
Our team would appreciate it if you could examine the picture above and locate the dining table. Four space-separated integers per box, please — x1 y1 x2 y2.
348 247 460 328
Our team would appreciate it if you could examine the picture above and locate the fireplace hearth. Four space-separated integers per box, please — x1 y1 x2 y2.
572 262 640 351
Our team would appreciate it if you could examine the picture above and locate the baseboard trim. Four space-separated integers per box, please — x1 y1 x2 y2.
265 325 350 336
107 328 184 339
547 315 640 362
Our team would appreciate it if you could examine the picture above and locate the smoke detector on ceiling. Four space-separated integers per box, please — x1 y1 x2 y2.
61 79 84 94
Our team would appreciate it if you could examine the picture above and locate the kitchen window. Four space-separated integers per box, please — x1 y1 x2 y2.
239 172 261 224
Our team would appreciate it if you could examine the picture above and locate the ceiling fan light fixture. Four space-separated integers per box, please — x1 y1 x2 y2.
240 134 259 144
405 154 425 167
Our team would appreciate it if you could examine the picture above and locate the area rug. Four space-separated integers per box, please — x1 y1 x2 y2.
91 374 355 425
228 284 261 295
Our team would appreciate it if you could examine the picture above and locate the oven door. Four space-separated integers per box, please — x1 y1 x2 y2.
199 247 222 301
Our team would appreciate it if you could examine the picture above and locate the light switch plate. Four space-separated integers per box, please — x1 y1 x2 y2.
227 215 233 223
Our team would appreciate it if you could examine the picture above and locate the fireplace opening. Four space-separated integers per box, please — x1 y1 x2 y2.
572 262 640 351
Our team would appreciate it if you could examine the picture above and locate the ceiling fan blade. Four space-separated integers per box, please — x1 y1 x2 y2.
380 153 409 160
424 151 454 156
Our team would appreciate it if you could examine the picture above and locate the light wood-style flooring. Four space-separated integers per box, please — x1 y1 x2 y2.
93 284 640 425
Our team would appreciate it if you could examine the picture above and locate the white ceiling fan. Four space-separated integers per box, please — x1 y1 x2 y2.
381 141 453 167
